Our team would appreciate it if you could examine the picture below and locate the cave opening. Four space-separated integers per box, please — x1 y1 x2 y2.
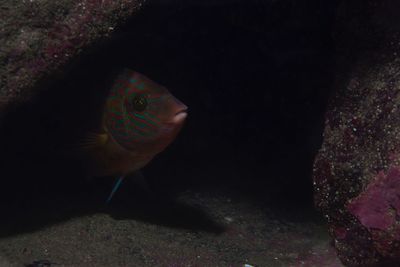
0 0 338 222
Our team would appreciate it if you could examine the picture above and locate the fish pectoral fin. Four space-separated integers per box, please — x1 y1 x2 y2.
77 132 109 150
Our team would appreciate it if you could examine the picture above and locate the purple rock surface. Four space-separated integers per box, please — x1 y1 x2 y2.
0 0 144 108
313 0 400 265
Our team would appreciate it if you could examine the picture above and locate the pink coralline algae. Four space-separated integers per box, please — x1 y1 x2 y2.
313 0 400 265
347 167 400 232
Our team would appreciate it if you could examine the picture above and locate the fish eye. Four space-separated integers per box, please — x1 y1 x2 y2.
131 94 148 112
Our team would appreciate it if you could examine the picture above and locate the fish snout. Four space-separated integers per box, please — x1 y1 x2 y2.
170 96 188 124
172 106 188 124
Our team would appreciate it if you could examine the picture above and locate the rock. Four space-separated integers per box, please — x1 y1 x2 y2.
313 0 400 266
0 0 144 109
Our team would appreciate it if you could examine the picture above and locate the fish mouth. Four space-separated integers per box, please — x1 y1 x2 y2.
171 108 188 124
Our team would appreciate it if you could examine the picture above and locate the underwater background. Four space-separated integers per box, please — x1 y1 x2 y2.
3 0 398 266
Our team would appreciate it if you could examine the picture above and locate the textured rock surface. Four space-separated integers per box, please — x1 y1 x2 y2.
313 0 400 266
0 0 144 108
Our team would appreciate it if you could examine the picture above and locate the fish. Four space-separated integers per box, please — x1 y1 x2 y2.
78 69 188 202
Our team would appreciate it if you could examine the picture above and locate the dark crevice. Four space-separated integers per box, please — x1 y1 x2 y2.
0 0 338 236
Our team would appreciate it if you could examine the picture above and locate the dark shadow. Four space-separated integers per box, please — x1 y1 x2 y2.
0 67 225 236
0 0 338 237
105 180 225 233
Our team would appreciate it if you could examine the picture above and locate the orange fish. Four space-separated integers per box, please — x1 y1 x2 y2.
79 69 188 202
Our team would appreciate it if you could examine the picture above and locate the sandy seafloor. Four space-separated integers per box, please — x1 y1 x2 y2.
0 188 342 267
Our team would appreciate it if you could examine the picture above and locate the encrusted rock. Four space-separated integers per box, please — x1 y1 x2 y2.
0 0 144 109
313 0 400 265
